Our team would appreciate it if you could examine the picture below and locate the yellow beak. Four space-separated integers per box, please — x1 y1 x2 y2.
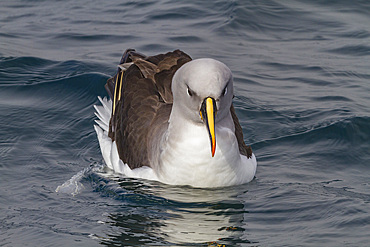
200 97 217 157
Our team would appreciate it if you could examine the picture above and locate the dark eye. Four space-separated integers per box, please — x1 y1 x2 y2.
222 86 227 96
187 86 193 97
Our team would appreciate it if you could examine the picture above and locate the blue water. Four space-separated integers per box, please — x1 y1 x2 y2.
1 0 369 246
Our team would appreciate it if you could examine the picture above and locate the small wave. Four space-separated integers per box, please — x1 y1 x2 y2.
0 56 110 86
259 61 326 73
254 115 370 152
56 163 105 196
168 35 204 43
55 168 87 196
52 33 137 43
334 29 370 39
324 45 370 56
309 95 353 102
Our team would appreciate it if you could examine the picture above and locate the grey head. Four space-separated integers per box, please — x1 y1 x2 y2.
170 58 234 157
171 58 234 124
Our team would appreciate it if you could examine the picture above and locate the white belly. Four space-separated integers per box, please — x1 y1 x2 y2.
157 123 257 187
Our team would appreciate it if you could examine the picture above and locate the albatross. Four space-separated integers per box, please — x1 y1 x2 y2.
94 49 257 187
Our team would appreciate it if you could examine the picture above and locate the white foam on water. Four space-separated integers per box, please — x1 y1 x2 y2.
55 167 88 196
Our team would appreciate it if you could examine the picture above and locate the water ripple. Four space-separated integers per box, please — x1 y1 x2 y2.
325 44 370 56
1 0 369 246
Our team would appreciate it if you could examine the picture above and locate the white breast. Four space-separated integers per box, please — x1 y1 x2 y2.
156 118 257 187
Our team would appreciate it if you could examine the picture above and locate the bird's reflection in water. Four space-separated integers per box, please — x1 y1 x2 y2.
98 174 253 246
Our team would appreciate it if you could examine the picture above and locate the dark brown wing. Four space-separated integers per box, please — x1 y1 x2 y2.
105 49 192 169
230 105 253 158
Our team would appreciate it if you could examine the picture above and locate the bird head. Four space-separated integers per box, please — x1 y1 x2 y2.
172 58 234 157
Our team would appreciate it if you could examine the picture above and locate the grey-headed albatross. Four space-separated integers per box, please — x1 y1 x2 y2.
94 49 257 187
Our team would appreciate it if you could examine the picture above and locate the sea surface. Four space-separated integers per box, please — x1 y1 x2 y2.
0 0 369 246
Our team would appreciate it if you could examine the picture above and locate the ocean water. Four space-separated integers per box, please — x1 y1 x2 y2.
0 0 369 246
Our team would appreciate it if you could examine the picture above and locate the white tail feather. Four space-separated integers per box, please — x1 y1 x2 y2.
98 96 112 114
94 97 114 169
94 105 110 124
94 125 113 170
94 119 108 132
